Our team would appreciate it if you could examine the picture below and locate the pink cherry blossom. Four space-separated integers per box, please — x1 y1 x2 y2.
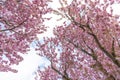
35 0 120 80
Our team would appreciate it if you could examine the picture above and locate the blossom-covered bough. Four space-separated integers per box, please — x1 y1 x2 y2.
0 0 120 80
0 0 50 72
35 0 120 80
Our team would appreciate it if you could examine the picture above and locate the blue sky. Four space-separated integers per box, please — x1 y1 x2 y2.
0 0 120 80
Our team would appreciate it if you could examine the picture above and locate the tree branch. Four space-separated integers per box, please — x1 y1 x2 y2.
87 30 120 67
51 61 71 80
64 10 120 67
65 38 93 57
65 37 116 79
0 17 28 32
111 38 116 57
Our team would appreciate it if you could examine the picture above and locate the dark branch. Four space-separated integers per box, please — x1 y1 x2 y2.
87 31 120 67
65 38 93 57
0 17 28 32
64 12 120 67
65 37 116 79
51 62 71 80
111 38 116 57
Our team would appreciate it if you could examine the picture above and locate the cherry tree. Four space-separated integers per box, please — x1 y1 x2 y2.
0 0 50 72
35 0 120 80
